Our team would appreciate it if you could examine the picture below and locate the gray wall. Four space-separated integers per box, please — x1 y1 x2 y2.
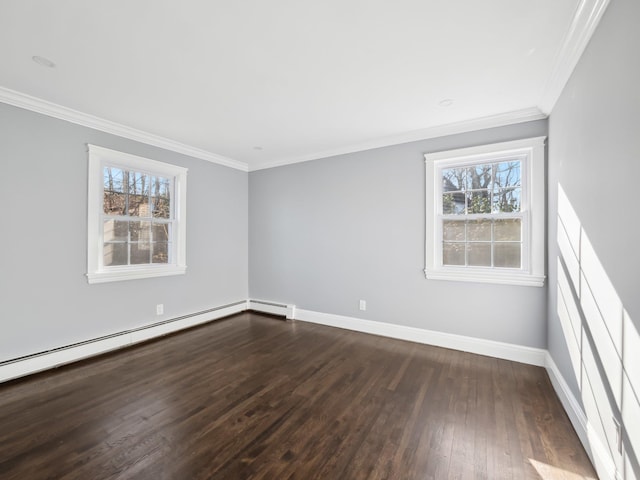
250 120 548 348
0 103 248 363
548 0 640 475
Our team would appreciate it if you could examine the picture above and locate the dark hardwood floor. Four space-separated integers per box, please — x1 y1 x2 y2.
0 312 596 479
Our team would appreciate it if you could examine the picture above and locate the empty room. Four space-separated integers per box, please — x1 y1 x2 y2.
0 0 638 479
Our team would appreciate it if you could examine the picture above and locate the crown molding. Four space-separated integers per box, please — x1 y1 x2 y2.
0 86 248 172
538 0 611 114
0 0 610 173
249 107 547 171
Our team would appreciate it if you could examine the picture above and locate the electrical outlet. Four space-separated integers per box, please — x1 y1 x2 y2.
156 304 164 316
359 300 366 311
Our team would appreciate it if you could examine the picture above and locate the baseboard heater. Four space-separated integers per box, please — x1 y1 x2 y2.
247 300 295 319
0 300 248 383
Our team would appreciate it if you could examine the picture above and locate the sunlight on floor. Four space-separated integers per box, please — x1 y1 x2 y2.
530 458 597 480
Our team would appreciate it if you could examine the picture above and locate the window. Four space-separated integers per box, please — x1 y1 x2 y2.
424 137 545 286
87 145 187 283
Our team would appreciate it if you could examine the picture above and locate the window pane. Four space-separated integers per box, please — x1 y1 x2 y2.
467 164 492 190
152 176 171 219
103 191 126 215
492 187 521 213
103 167 126 192
494 219 521 241
443 220 465 241
152 176 171 197
152 243 169 264
443 243 465 265
104 243 128 266
104 220 128 242
152 196 171 219
128 171 149 195
443 193 465 214
130 221 152 242
494 161 521 188
467 190 491 214
128 194 150 217
127 172 150 217
467 243 491 266
130 242 151 264
467 219 491 241
494 242 521 268
442 168 465 191
152 223 170 243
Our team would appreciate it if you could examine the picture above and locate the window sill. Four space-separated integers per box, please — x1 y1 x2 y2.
87 265 187 284
424 268 545 287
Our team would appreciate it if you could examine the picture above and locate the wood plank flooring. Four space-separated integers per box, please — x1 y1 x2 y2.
0 312 597 479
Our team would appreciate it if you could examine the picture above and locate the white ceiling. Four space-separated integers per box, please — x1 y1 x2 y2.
0 0 607 171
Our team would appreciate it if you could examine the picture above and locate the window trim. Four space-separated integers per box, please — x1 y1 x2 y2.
424 137 546 287
87 144 187 284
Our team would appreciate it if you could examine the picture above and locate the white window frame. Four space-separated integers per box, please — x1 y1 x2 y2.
424 137 545 287
87 145 187 284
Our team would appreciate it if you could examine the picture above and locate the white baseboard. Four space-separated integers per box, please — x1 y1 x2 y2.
0 301 247 384
544 353 590 446
545 352 618 480
0 297 615 480
294 308 547 366
292 307 618 477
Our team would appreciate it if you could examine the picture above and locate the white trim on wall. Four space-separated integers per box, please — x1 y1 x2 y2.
0 0 610 175
0 86 248 172
250 108 547 171
0 295 615 478
1 87 544 174
0 301 247 384
289 306 616 477
545 353 590 448
0 300 548 385
293 308 547 366
538 0 612 114
545 352 618 480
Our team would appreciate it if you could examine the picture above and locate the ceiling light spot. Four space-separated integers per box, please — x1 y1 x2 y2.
438 99 454 107
32 55 56 68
